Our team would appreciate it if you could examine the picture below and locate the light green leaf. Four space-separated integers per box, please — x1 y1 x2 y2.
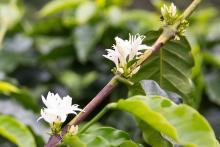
73 23 105 63
59 135 86 147
138 120 172 147
0 1 23 48
79 127 138 147
120 10 160 33
75 1 97 24
0 81 19 94
0 115 36 147
115 95 219 147
131 31 194 106
0 81 39 112
39 0 84 17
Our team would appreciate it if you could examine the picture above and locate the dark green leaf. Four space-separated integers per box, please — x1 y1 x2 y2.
131 31 194 106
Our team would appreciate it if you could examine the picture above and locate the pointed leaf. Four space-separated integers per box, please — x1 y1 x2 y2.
0 115 36 147
131 31 194 106
114 95 219 147
79 127 138 147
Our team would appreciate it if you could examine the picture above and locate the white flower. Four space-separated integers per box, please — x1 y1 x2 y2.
161 3 177 25
38 92 83 124
103 34 151 75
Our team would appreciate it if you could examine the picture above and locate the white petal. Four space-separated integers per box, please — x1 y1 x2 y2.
62 95 72 107
60 113 67 122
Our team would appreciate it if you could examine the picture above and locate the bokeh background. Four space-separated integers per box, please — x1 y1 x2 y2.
0 0 220 146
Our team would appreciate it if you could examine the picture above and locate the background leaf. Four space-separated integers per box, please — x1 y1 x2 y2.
205 70 220 106
73 23 106 63
39 0 84 17
0 115 36 147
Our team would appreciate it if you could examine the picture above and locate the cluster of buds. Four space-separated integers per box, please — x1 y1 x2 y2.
161 3 189 40
161 3 178 25
103 34 152 78
38 92 83 134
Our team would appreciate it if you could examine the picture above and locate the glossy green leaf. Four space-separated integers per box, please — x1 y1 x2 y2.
59 135 86 147
115 95 219 147
73 23 105 63
0 115 36 147
79 127 138 147
138 120 172 147
131 31 194 106
39 0 84 17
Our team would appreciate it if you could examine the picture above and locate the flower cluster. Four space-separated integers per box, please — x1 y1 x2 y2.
161 3 178 25
103 34 151 78
161 3 189 40
38 92 83 133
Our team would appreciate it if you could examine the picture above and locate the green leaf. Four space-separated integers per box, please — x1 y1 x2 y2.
73 23 106 63
59 135 86 147
11 88 40 112
129 80 182 104
131 31 194 106
114 95 219 147
205 70 220 106
117 140 139 147
79 127 138 147
39 0 84 17
0 1 23 48
0 115 36 147
138 120 172 147
0 81 39 112
75 1 97 24
58 70 97 97
0 81 19 94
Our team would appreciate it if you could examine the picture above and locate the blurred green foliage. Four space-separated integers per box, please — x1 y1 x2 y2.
0 0 220 146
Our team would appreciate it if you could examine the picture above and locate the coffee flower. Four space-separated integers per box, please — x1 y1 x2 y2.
103 34 151 77
38 92 83 126
161 3 178 25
